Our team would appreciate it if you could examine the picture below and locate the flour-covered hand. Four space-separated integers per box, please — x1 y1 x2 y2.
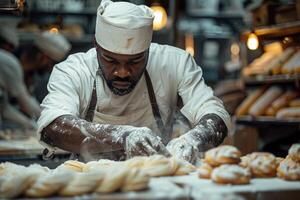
124 127 169 158
166 136 197 163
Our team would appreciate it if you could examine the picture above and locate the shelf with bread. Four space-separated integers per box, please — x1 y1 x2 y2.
234 85 300 125
242 21 300 40
242 45 300 86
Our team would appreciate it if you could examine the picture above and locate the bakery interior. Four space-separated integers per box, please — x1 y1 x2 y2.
0 0 300 199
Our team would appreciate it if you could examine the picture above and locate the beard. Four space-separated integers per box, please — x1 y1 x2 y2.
100 69 144 96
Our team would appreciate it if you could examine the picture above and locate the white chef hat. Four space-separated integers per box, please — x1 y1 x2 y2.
95 0 154 55
0 25 19 48
35 31 71 62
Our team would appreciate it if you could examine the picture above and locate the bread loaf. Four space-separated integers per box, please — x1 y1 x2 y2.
281 50 300 74
235 87 266 116
271 47 296 75
271 90 298 112
249 86 283 117
276 108 300 119
289 98 300 107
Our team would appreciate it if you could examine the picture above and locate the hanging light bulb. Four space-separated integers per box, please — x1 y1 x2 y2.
150 4 168 31
185 34 194 56
247 33 259 50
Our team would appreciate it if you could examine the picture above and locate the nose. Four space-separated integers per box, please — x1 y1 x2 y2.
113 66 130 78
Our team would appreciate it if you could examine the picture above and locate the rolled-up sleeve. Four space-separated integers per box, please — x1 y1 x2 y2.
177 53 231 131
37 60 81 139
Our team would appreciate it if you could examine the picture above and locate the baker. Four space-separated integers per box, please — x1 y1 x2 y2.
0 25 41 129
37 0 230 163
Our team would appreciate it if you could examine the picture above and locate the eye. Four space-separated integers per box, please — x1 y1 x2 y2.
102 55 118 64
131 57 144 64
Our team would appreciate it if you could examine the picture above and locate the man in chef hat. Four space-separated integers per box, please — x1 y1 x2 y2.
38 0 230 163
18 31 71 102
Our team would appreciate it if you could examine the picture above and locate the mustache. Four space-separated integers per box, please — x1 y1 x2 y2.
111 76 136 83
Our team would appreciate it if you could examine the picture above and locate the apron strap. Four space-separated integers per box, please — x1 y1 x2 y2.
144 70 165 135
85 78 98 122
84 70 165 133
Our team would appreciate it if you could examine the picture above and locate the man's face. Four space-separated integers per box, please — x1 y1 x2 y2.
95 42 149 96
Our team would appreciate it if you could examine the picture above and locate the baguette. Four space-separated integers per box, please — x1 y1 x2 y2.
276 108 300 119
281 50 300 74
248 86 283 117
289 98 300 107
235 87 266 116
271 47 296 75
271 90 298 112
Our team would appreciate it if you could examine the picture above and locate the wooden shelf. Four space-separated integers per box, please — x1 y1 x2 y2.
18 32 94 45
242 21 300 40
186 12 244 20
243 74 300 86
29 9 96 16
235 116 300 126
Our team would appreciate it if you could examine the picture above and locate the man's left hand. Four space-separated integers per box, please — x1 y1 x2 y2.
166 137 197 163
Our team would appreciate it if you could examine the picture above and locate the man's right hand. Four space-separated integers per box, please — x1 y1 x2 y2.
123 127 170 158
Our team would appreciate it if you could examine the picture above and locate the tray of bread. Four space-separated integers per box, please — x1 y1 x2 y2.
1 144 299 199
235 86 300 122
242 45 300 79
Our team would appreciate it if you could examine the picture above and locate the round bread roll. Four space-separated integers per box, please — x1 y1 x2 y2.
25 169 74 197
121 168 149 192
59 170 104 196
277 157 300 181
142 155 178 177
95 165 129 193
198 162 213 179
211 165 251 185
243 152 277 178
204 145 241 167
288 143 300 162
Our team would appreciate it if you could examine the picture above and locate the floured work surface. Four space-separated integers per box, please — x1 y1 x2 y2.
0 137 67 157
10 174 300 200
0 137 44 156
164 174 300 200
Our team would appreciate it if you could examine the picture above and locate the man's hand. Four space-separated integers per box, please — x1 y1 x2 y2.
166 137 197 163
124 127 170 158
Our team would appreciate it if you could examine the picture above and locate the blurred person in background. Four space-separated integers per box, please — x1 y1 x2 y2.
18 31 71 103
0 25 41 129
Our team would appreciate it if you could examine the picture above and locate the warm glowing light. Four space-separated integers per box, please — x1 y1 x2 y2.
150 5 168 31
49 27 59 34
247 33 259 50
185 34 194 56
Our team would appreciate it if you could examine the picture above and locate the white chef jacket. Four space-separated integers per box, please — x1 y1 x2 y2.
37 43 230 147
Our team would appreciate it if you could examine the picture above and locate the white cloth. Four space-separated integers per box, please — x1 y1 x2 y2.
37 43 231 146
35 31 71 62
95 0 154 54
